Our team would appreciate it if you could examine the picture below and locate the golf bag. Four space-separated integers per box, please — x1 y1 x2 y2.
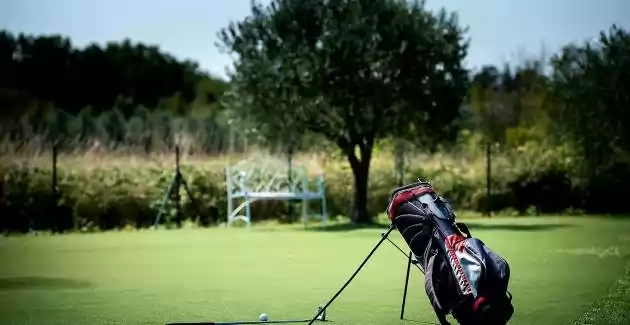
386 181 514 325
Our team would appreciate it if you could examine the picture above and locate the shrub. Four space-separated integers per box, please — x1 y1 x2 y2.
0 140 585 233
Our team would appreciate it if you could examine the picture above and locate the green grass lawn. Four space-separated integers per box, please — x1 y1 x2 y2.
1 216 629 325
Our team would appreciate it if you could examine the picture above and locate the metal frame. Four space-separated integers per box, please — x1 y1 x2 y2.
305 226 429 325
225 157 327 227
154 145 203 228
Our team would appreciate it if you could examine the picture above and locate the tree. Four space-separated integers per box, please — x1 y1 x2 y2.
219 83 306 156
469 65 514 215
0 29 229 117
218 0 469 223
468 60 557 214
551 24 630 173
550 24 630 213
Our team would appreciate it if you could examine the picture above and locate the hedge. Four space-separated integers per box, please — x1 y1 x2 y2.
0 142 586 233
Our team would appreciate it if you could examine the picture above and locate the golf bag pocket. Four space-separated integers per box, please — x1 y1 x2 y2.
387 181 514 324
455 238 513 324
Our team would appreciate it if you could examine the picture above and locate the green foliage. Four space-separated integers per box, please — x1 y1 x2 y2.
549 24 630 213
467 60 553 145
0 136 581 233
551 25 630 171
0 30 228 117
0 106 247 155
3 18 630 228
0 160 228 232
218 0 470 223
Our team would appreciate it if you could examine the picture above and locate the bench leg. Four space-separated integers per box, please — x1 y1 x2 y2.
302 198 308 225
245 196 252 228
322 196 327 224
227 196 233 227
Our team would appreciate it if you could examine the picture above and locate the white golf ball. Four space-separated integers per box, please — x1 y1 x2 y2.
259 313 268 321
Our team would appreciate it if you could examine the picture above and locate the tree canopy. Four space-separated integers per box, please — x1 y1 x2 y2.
0 30 228 118
218 0 470 223
551 25 630 171
549 25 630 212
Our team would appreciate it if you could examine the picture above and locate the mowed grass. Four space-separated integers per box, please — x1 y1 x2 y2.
1 216 630 325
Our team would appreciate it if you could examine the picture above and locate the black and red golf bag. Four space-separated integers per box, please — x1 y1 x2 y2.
386 180 514 325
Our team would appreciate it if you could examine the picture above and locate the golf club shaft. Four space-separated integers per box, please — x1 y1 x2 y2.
166 319 316 325
306 225 396 325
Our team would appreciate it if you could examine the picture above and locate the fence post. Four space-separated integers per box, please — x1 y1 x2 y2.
485 141 492 217
52 145 58 203
174 145 182 226
51 144 59 232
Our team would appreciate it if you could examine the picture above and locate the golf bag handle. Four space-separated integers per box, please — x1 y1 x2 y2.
386 181 437 221
387 179 433 200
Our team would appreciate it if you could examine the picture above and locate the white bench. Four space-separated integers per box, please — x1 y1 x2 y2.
225 157 327 227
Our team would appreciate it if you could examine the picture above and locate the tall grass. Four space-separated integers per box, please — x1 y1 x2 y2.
0 106 581 233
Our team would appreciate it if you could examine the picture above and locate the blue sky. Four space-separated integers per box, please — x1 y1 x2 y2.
2 0 629 80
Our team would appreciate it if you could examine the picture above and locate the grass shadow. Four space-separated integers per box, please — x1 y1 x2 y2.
574 214 630 220
463 223 573 232
303 221 573 233
400 319 440 324
0 276 94 291
305 222 391 232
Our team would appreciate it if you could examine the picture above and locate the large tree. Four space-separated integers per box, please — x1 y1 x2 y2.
468 62 554 214
468 65 511 215
551 24 630 174
218 0 469 223
550 24 630 212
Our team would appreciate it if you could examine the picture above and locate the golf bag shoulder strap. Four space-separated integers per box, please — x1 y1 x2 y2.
424 241 461 315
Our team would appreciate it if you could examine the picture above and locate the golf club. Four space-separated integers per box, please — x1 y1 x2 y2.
168 227 423 325
165 306 327 325
165 320 318 325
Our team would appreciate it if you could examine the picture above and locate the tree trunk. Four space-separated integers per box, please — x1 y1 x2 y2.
348 145 373 224
351 160 371 223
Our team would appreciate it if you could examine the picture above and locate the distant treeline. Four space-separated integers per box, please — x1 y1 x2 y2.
0 30 229 118
0 28 557 155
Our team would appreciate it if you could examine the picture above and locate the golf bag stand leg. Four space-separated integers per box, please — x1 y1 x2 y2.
307 225 396 325
400 250 413 320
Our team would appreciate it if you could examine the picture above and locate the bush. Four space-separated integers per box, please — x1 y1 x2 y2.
0 140 588 233
0 156 228 233
580 161 630 214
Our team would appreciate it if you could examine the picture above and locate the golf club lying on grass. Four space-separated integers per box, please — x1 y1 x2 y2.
165 306 327 325
165 320 315 325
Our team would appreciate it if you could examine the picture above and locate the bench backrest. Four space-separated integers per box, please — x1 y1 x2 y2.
225 157 323 196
